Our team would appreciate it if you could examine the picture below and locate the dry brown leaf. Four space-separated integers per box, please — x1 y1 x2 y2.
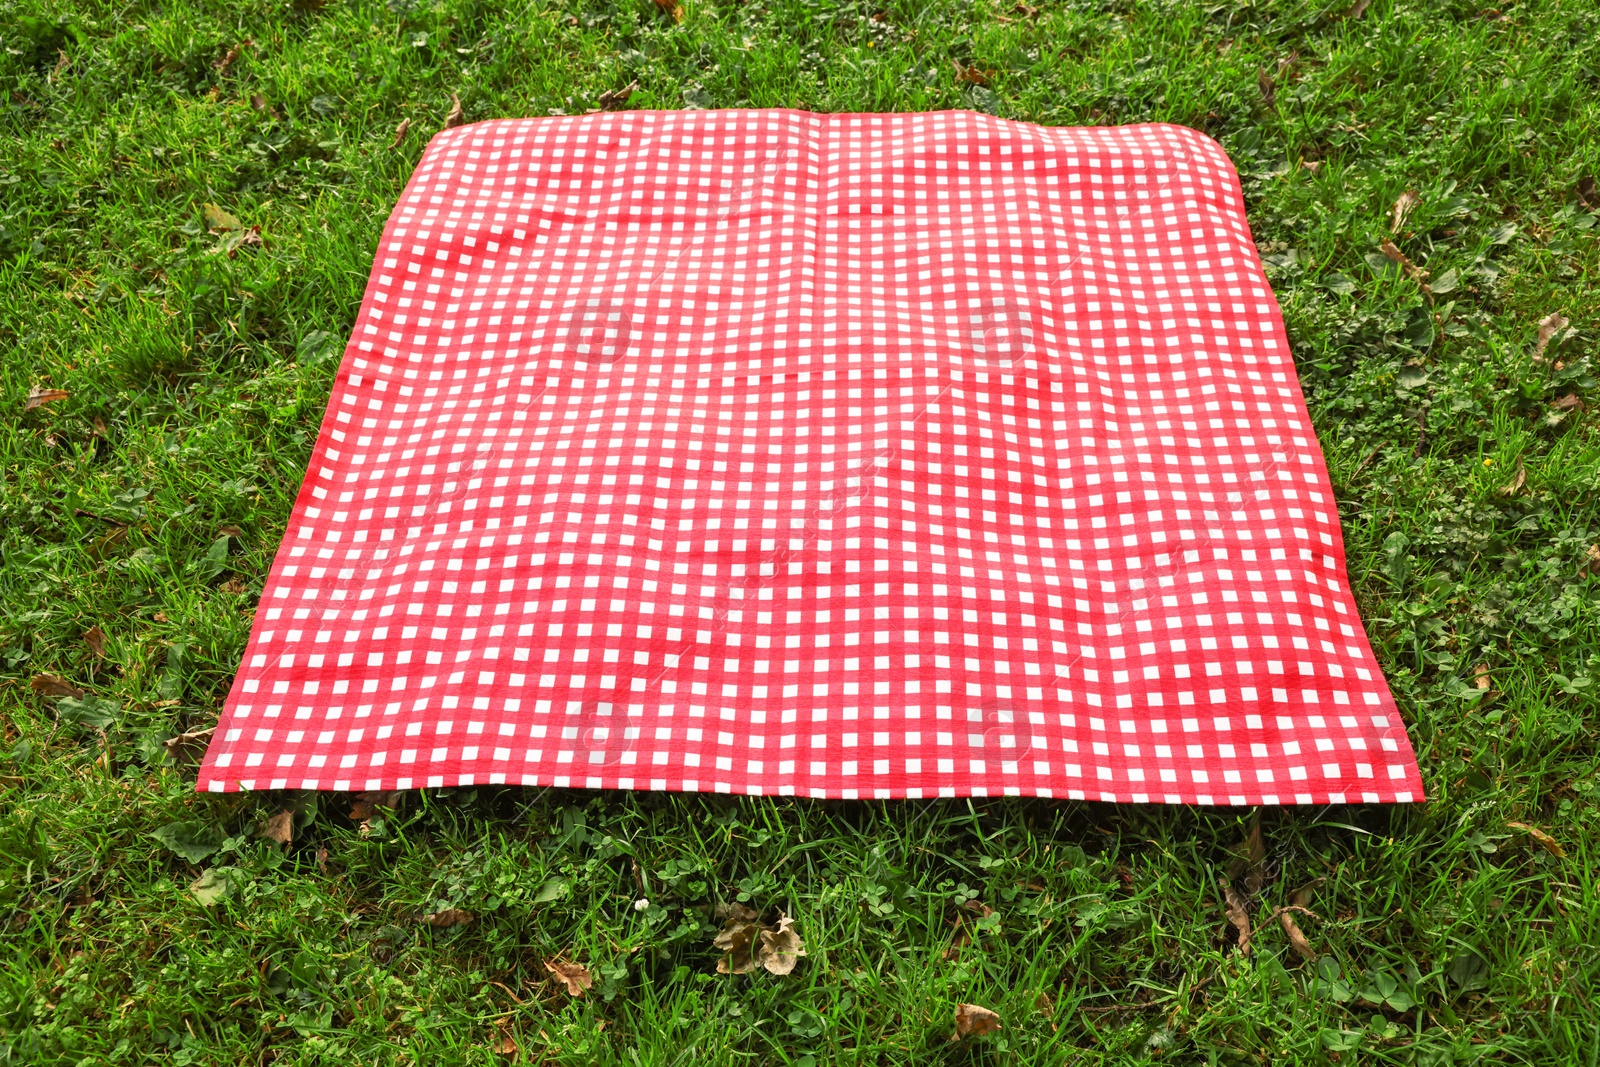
1391 189 1420 233
491 1022 518 1056
1278 909 1315 961
1344 0 1371 17
24 386 70 412
943 916 972 960
651 0 685 19
31 674 84 700
1257 67 1275 106
544 958 592 996
213 39 254 73
1220 879 1252 954
258 810 294 847
1581 545 1600 579
758 913 807 975
1474 664 1492 690
163 725 215 759
953 59 995 87
1579 176 1598 210
349 789 404 835
1379 239 1435 304
218 225 264 258
1533 312 1569 362
952 1003 1002 1041
1034 990 1055 1018
83 626 107 659
444 93 465 129
1226 810 1268 896
1505 821 1565 858
713 907 763 974
391 117 412 148
1273 883 1324 966
1551 394 1584 413
713 905 806 975
422 908 475 928
1274 894 1320 963
596 80 639 111
1497 463 1526 496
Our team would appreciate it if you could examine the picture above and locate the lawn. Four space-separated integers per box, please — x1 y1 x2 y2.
2 0 1598 1063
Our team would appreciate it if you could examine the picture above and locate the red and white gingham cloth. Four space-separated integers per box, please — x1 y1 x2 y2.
199 111 1424 805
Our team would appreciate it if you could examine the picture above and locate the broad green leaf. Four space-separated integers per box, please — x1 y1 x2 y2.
152 821 222 863
189 867 231 906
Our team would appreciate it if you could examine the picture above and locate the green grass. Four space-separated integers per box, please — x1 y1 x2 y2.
2 0 1598 1062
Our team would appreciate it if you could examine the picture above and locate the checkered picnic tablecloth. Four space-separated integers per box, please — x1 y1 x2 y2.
198 110 1424 805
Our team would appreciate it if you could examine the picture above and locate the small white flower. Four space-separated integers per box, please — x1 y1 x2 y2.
634 898 649 912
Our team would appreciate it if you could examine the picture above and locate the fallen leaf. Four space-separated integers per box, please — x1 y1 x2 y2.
1035 990 1055 1018
84 626 107 659
1505 821 1565 858
1580 544 1600 579
544 958 592 996
596 80 639 111
31 674 84 700
203 203 242 233
1227 809 1269 896
213 39 254 72
444 93 465 129
943 915 972 960
349 789 404 823
952 1003 1002 1041
1279 909 1315 960
758 912 807 975
315 846 329 872
221 225 265 257
1579 176 1597 210
24 386 69 411
1344 0 1371 16
422 908 475 928
163 725 215 759
190 868 230 906
391 117 412 148
953 59 995 86
1220 879 1252 954
651 0 684 19
1551 394 1584 413
1379 239 1435 304
1497 463 1526 496
713 906 763 974
491 1022 518 1056
1257 67 1275 106
1533 312 1569 361
258 810 294 847
1474 664 1492 690
1390 189 1419 233
1276 881 1322 961
961 898 996 919
1299 158 1322 175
